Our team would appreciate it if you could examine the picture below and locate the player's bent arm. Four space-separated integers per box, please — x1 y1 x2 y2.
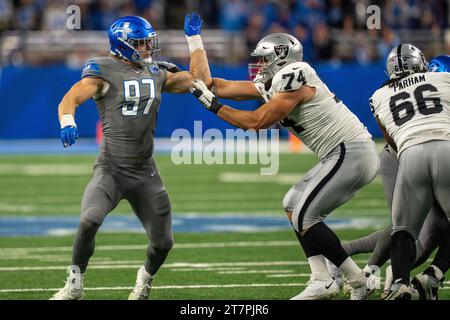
58 77 104 120
163 49 212 93
212 78 262 101
217 86 315 130
163 71 197 93
375 116 398 152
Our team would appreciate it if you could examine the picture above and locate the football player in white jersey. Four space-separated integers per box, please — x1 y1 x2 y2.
369 44 450 300
190 33 379 300
326 55 450 300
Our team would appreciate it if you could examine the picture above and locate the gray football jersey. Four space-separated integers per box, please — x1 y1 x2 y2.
82 56 167 171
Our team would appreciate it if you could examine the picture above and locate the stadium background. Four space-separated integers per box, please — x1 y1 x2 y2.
0 0 449 300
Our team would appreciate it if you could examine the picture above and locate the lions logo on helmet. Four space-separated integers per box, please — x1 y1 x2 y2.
108 16 160 66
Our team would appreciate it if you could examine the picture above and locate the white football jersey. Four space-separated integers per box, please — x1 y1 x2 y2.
254 62 372 158
370 72 450 155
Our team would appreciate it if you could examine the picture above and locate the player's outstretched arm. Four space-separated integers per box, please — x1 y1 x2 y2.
58 77 104 147
185 13 211 87
211 78 262 101
163 13 211 93
190 79 315 130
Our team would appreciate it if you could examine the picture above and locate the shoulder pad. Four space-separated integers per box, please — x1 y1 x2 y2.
272 62 311 93
81 58 104 79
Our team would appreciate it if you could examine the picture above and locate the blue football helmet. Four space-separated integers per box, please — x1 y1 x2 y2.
108 16 160 65
428 55 450 72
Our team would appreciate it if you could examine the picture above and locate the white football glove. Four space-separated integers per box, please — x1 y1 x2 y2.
189 79 223 113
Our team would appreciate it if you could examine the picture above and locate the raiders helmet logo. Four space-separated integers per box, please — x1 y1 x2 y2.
274 45 289 59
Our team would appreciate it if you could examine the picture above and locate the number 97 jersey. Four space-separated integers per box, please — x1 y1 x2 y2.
370 72 450 155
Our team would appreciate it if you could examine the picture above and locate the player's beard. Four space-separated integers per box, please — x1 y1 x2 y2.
139 50 155 66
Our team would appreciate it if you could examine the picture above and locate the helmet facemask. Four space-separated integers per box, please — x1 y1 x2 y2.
248 55 270 83
248 53 285 83
248 34 303 84
126 33 160 66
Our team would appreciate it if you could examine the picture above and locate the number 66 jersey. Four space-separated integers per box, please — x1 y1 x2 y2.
255 61 372 159
370 71 450 155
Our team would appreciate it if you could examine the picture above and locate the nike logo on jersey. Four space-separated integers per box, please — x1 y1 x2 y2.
325 280 335 289
292 67 300 70
150 169 157 177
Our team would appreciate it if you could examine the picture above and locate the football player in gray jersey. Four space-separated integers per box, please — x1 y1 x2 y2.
189 33 380 300
51 14 211 300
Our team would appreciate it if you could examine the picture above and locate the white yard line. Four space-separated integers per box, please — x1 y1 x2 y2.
0 260 373 272
0 240 299 254
217 270 295 274
0 283 308 293
1 282 449 294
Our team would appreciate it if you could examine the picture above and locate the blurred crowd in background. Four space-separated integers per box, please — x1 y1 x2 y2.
0 0 448 66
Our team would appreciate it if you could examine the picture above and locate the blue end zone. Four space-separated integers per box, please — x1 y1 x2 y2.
0 215 385 237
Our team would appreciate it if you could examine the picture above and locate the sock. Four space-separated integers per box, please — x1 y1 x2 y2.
293 228 320 257
342 229 384 255
428 225 450 275
302 222 349 267
72 219 100 273
307 255 330 279
339 257 363 283
390 230 416 283
367 226 392 267
145 245 171 276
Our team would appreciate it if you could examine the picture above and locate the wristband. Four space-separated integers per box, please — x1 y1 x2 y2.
186 35 204 54
60 114 76 128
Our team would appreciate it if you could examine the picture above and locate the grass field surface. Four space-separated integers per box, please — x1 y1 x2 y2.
0 153 448 300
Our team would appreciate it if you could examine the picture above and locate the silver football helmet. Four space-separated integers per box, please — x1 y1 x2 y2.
248 33 303 83
386 44 428 79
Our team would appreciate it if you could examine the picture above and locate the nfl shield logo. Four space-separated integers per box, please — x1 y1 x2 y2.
149 65 159 73
274 45 289 59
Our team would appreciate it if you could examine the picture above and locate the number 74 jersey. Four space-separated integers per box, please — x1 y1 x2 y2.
370 72 450 155
255 61 371 158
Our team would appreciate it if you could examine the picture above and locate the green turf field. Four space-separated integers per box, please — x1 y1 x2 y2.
0 153 448 300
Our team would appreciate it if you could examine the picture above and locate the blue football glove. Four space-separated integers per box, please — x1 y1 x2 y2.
184 12 203 36
60 125 79 148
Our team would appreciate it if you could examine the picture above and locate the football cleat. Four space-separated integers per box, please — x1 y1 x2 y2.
363 265 380 295
411 267 444 300
50 265 84 300
290 277 340 300
128 266 154 300
347 271 375 300
325 259 345 289
384 281 418 300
